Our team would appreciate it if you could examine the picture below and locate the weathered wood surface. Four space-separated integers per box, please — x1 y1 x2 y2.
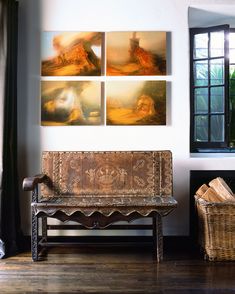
209 177 235 202
196 178 235 203
195 183 209 197
0 245 235 293
199 187 223 202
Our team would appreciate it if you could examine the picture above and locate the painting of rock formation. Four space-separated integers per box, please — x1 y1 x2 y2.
41 81 102 126
41 32 103 76
106 81 166 125
106 31 166 76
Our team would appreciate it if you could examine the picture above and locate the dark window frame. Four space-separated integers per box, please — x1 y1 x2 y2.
190 25 232 153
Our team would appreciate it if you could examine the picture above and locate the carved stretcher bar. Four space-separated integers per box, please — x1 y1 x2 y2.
23 151 177 262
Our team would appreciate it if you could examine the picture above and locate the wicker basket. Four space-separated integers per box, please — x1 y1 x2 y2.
195 195 235 261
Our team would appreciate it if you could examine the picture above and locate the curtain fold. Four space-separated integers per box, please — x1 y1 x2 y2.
0 0 21 259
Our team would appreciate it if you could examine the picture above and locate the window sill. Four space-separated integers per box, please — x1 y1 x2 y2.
192 148 235 153
190 150 235 158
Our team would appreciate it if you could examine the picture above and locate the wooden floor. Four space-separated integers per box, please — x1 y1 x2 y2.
0 242 235 293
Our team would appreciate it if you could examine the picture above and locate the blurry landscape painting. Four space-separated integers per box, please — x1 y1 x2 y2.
106 81 166 125
41 32 103 76
41 81 102 126
106 31 166 76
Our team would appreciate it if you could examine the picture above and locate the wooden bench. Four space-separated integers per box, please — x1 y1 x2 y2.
23 151 177 262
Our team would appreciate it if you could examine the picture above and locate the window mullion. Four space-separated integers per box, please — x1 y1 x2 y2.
208 32 211 142
224 28 230 146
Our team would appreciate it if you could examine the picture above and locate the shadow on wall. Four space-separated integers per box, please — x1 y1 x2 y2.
17 0 42 235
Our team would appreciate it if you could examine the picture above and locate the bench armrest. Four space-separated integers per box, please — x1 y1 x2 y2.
23 174 48 191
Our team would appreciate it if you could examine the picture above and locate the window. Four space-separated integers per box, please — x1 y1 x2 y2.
190 25 235 152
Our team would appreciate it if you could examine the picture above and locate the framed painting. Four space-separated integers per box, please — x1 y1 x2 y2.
41 81 103 126
41 32 103 76
106 31 166 76
106 80 166 125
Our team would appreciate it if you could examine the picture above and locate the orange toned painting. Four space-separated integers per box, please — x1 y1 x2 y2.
41 32 103 76
41 81 102 126
106 31 166 76
106 81 166 125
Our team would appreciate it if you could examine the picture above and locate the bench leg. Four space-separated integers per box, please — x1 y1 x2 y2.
32 209 39 261
153 214 163 262
42 216 47 243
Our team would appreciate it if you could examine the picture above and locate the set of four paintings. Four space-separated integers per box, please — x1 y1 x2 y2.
41 31 167 126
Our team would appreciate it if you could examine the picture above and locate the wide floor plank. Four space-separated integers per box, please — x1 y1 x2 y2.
0 245 235 293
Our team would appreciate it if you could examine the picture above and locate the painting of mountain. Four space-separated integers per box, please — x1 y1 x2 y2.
41 32 103 76
106 31 166 76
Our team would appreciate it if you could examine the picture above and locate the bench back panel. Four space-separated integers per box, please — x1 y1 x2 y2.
41 151 172 198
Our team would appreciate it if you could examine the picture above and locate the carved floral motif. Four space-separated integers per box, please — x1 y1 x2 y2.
41 151 172 198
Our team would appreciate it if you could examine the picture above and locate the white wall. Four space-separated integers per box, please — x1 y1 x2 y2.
18 0 235 236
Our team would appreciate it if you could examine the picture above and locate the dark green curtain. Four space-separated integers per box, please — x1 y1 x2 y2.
0 0 21 258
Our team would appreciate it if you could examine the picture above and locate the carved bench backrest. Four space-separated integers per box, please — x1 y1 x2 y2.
41 151 172 198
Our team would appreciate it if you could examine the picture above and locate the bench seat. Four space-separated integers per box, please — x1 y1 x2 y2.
33 196 177 227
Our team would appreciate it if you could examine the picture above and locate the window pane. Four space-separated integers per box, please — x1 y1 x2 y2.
229 100 235 146
230 64 235 77
210 31 224 57
194 60 208 86
230 65 235 146
230 65 235 82
230 49 235 64
210 58 224 85
230 32 235 48
230 67 235 99
211 115 224 142
194 115 208 142
194 33 208 59
230 99 235 146
229 32 235 63
195 88 208 113
210 87 224 113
